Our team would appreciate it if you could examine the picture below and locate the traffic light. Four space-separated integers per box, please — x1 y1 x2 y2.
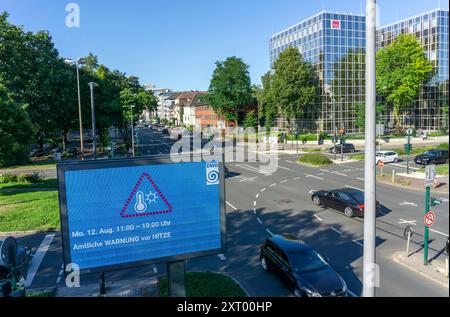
431 198 442 207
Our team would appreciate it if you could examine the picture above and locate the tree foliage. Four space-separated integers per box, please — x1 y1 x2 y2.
205 57 254 126
271 47 318 120
376 34 434 130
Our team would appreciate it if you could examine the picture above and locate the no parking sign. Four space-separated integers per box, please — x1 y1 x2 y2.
424 211 436 228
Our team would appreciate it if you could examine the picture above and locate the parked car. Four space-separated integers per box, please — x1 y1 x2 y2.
329 143 356 154
65 147 81 157
260 234 348 297
162 128 169 134
376 151 399 165
29 148 50 158
414 150 449 165
311 188 380 218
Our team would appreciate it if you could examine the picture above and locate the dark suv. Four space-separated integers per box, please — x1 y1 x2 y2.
260 234 347 297
414 150 449 165
329 143 356 154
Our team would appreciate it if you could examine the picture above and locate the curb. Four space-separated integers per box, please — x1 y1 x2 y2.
392 252 449 289
0 228 59 237
377 178 449 194
220 271 251 297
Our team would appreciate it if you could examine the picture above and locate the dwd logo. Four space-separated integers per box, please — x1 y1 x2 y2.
206 162 220 186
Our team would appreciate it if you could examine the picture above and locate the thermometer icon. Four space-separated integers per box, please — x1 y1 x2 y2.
134 191 147 213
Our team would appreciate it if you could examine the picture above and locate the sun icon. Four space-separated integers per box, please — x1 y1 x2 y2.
145 191 159 204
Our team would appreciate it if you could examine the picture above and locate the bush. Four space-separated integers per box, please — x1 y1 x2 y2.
298 153 333 166
0 173 18 184
0 172 42 184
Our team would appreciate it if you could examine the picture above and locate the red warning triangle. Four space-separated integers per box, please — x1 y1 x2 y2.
120 173 173 219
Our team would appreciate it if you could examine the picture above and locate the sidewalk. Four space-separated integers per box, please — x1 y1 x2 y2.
393 251 449 289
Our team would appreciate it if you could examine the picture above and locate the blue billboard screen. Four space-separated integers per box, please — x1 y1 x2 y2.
58 160 225 272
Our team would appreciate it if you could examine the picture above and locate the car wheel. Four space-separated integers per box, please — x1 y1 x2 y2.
344 207 354 218
313 196 321 206
261 256 270 272
393 158 399 163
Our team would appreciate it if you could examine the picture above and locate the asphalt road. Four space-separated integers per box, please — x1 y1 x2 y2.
11 128 449 297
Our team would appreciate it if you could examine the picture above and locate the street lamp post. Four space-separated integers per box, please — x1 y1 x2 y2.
333 102 337 160
65 58 86 160
88 82 99 160
363 0 377 298
130 105 136 158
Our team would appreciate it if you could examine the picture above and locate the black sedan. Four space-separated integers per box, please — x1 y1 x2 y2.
414 150 448 165
260 234 347 297
329 143 356 154
311 188 380 218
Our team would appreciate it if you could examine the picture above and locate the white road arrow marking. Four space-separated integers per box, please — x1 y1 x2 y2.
399 202 418 207
399 219 417 226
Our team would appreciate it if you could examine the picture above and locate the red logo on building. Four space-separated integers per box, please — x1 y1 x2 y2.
331 20 341 29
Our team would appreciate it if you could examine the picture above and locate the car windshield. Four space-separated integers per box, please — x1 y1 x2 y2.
289 250 328 273
424 151 438 157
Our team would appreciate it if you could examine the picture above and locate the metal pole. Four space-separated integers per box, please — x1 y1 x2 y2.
76 62 84 160
89 83 97 160
131 106 135 158
363 0 377 298
333 102 337 160
167 261 186 297
424 186 430 265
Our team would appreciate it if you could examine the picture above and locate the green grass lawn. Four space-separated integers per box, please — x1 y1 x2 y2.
159 272 246 297
0 159 57 171
418 164 449 176
298 153 333 167
350 153 365 161
0 180 59 232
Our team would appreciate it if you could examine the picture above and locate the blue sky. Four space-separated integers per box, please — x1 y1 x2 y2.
1 0 448 91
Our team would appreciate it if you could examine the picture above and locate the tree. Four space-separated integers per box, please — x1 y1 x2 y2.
255 71 278 131
376 34 434 131
243 110 258 130
270 47 318 131
205 57 254 127
0 86 36 166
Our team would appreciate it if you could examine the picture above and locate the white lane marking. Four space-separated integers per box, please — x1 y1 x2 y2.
320 169 329 172
317 173 325 176
261 188 267 192
239 176 258 183
256 193 260 199
226 201 238 211
314 215 323 222
265 174 273 177
330 227 342 235
153 265 158 273
399 219 417 226
278 165 291 171
218 254 227 261
238 164 270 175
257 218 263 225
270 183 277 187
399 202 418 207
356 178 365 181
430 229 449 237
253 208 257 214
254 201 257 207
343 169 352 172
353 240 364 247
266 229 274 236
345 185 364 191
24 234 55 287
305 174 324 180
439 198 449 203
293 177 301 180
334 173 348 177
286 160 294 164
280 180 288 184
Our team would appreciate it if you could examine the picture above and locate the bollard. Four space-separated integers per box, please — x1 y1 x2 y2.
392 169 396 184
446 258 449 278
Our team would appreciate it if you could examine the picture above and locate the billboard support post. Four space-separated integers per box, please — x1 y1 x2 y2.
99 271 106 295
167 260 186 297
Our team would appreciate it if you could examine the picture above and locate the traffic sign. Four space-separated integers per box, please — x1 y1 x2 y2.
406 128 414 136
217 121 226 129
424 211 436 227
404 225 414 240
425 165 437 188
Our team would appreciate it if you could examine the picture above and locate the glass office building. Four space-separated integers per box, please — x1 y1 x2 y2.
270 8 449 133
270 11 367 133
377 9 449 131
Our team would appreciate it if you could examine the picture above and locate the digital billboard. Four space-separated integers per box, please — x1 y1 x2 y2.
57 157 226 274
